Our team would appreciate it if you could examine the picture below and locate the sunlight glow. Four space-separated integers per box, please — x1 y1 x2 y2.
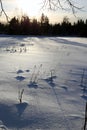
16 0 41 16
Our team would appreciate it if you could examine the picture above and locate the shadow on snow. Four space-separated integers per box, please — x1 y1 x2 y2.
27 81 38 89
15 76 26 81
0 102 57 129
44 76 57 88
16 102 28 117
50 37 87 48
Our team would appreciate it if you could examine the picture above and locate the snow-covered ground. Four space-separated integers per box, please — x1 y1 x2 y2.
0 35 87 130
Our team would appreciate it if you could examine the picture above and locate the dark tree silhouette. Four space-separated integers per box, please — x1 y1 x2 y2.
31 18 40 35
0 14 87 36
20 15 31 35
9 17 20 34
40 13 50 35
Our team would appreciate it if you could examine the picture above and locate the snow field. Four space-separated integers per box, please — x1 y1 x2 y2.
0 36 87 130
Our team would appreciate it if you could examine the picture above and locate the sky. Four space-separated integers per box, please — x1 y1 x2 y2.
0 0 87 23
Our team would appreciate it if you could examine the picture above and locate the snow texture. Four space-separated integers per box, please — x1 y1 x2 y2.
0 35 87 130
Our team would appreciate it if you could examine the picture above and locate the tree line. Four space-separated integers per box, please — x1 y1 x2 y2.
0 14 87 37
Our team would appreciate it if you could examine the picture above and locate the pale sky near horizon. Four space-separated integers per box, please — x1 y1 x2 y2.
1 0 87 23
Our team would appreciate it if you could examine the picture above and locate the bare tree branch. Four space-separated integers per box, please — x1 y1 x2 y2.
0 0 9 22
42 0 63 10
42 0 83 13
0 0 84 22
66 0 83 15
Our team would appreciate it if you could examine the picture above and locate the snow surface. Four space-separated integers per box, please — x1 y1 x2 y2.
0 35 87 130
